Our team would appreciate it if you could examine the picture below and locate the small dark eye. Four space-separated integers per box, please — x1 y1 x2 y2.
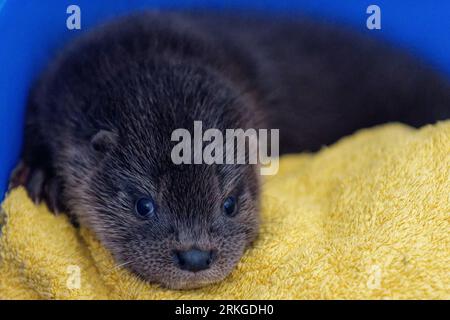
223 196 237 216
135 197 157 219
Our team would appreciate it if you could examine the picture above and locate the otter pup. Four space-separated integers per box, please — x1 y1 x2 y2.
10 11 450 289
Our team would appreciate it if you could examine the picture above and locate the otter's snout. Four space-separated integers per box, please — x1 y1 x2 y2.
173 248 216 272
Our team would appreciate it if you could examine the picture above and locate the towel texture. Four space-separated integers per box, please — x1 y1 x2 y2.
1 122 449 299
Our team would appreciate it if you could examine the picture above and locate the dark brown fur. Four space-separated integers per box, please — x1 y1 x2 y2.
11 11 450 289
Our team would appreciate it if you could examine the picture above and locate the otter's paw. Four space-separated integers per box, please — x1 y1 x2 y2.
8 161 30 190
9 161 64 214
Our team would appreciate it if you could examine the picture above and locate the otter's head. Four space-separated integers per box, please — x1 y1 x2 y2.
67 62 261 289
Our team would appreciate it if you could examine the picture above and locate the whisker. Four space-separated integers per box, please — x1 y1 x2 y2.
111 260 134 272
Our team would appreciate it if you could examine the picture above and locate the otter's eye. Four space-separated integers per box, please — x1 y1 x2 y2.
223 196 237 216
135 197 156 219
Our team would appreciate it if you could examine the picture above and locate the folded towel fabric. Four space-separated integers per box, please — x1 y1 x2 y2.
1 121 449 299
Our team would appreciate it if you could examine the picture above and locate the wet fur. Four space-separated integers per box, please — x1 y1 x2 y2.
14 11 450 288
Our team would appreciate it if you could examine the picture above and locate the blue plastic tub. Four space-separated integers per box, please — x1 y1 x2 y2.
1 0 449 199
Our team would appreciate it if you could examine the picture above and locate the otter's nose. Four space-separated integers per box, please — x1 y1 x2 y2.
174 248 215 272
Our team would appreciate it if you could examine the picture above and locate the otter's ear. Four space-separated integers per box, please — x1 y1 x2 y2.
90 130 117 153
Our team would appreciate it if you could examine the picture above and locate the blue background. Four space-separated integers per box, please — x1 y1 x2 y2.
1 0 449 199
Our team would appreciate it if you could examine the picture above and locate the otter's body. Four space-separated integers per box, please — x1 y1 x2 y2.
12 12 450 288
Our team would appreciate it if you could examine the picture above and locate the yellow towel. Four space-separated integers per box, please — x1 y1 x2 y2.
1 122 449 299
